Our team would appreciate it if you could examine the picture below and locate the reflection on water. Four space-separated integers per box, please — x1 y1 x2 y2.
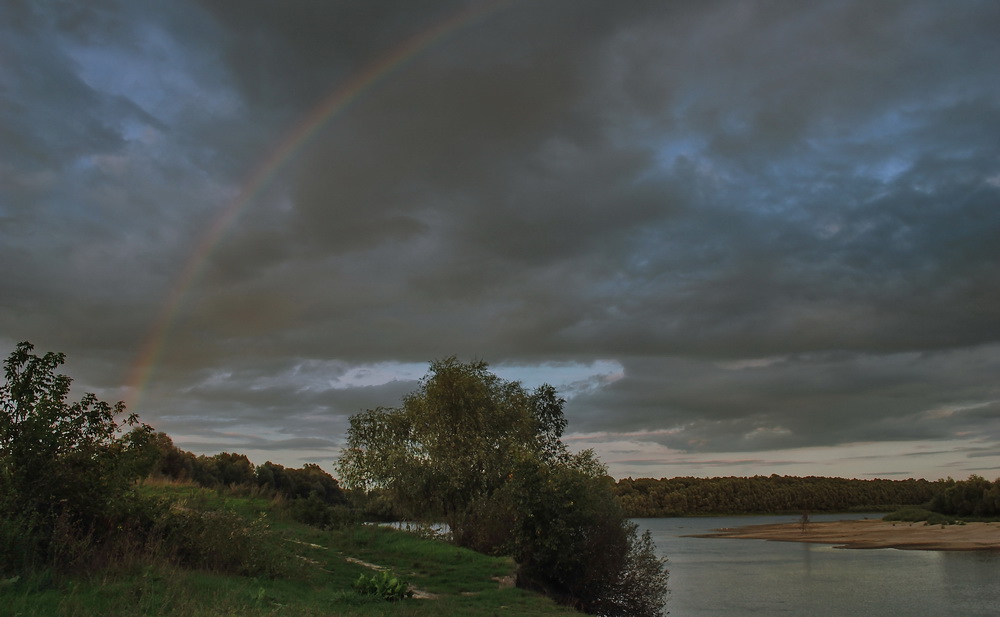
637 515 1000 617
377 521 450 539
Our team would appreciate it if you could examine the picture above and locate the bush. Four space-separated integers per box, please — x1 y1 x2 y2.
152 504 287 577
0 515 42 574
883 506 936 522
0 342 156 572
502 459 669 617
352 570 413 601
286 492 356 529
923 513 957 526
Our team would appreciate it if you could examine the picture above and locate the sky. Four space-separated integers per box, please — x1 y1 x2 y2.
2 0 999 481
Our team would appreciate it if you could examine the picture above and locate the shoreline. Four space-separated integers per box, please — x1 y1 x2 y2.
690 518 1000 551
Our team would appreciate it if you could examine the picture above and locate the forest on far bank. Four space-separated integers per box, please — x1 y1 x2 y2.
613 475 947 517
156 437 957 521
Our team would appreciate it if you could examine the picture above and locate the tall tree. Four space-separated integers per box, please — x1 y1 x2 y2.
338 357 564 529
337 357 668 616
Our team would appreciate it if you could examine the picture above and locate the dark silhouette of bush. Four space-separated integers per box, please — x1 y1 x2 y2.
0 342 155 571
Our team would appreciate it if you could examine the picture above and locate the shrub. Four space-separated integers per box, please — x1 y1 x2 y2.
286 493 356 529
152 505 287 577
0 515 42 574
352 570 413 601
0 342 156 571
503 458 669 617
883 506 936 522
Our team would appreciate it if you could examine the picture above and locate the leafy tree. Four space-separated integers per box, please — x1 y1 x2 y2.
496 455 668 616
148 431 198 480
929 475 1000 518
0 342 155 531
256 461 348 505
338 357 563 531
147 433 349 517
338 357 669 616
193 452 256 487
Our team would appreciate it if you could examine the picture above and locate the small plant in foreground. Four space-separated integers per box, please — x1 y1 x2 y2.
352 570 413 601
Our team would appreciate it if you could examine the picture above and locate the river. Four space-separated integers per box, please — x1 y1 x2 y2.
637 514 1000 617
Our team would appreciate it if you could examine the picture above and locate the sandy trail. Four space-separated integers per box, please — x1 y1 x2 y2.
287 539 440 598
691 519 1000 551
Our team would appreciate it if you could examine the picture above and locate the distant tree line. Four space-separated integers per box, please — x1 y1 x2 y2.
148 432 348 507
614 475 943 516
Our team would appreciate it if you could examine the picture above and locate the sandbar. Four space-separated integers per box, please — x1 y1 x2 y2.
692 518 1000 551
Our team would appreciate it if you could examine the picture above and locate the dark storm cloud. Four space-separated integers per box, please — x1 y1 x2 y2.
0 0 251 375
570 346 1000 452
2 0 999 476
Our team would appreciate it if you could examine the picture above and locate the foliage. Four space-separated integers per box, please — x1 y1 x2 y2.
338 357 669 616
147 432 349 527
497 456 668 616
352 570 414 601
883 506 938 522
615 474 944 516
255 461 349 505
287 492 355 528
193 451 256 487
927 475 1000 518
882 476 1000 522
342 488 403 522
0 342 156 570
150 502 288 577
337 357 568 531
149 435 258 489
147 431 199 480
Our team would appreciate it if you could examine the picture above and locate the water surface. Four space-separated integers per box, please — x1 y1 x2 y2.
638 514 1000 617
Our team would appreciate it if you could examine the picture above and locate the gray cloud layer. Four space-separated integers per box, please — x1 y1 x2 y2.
2 0 999 477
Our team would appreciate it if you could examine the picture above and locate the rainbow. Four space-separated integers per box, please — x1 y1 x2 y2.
125 0 514 409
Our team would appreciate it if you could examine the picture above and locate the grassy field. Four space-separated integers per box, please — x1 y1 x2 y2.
1 484 581 617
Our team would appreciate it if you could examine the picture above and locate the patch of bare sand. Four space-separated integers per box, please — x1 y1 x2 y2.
691 519 1000 551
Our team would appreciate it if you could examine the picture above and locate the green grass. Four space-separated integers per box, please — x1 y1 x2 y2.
327 525 515 595
1 485 581 617
883 506 1000 525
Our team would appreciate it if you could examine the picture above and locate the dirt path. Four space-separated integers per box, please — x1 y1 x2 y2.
342 556 439 599
287 539 439 598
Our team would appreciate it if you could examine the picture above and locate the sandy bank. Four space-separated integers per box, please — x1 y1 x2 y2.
691 518 1000 551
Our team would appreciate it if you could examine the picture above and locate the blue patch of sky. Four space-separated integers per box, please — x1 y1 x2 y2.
493 360 625 396
228 358 625 400
653 134 708 169
66 22 236 128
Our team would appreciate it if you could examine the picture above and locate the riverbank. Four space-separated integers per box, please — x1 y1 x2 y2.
692 518 1000 550
1 484 581 617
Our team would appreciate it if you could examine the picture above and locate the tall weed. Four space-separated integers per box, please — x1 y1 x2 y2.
0 515 42 574
153 505 288 577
